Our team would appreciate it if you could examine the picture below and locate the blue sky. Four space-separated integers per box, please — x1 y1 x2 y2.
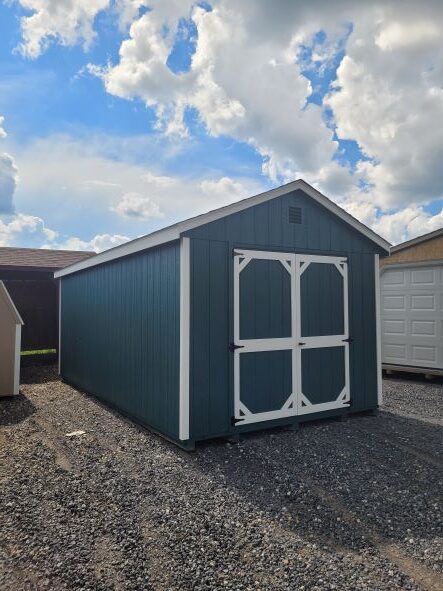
0 1 442 249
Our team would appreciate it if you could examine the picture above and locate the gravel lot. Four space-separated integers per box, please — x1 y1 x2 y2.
1 367 442 591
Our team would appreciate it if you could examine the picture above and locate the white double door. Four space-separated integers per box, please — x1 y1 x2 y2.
233 249 350 425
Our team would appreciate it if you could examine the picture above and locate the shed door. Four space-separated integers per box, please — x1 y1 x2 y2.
233 250 350 426
295 255 350 415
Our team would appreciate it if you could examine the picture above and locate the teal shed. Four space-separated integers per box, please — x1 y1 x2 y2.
55 180 390 448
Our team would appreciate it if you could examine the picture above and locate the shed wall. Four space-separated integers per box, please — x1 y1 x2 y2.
381 234 443 266
2 278 57 351
60 241 181 440
187 189 382 440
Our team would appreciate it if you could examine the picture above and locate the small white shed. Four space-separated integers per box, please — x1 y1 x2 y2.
0 281 23 396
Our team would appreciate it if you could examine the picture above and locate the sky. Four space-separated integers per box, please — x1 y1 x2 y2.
0 0 442 251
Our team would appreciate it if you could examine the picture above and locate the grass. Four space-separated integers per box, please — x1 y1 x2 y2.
21 349 57 356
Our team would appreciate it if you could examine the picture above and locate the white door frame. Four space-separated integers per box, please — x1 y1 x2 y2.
233 249 350 425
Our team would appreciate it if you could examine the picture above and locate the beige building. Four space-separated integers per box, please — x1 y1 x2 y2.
0 281 23 396
380 228 443 374
380 228 443 267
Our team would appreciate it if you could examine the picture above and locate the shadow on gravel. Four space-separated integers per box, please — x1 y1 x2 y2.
191 412 443 555
383 370 443 386
20 364 59 385
0 394 36 426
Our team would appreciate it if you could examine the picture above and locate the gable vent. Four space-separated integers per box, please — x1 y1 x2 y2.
288 206 302 224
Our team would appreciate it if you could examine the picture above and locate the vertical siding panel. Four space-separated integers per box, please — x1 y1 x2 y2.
254 203 269 246
225 210 243 244
268 197 282 247
240 209 255 245
61 241 180 440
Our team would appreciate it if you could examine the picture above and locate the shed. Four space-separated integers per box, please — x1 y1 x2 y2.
0 247 94 355
55 179 390 448
0 281 23 396
380 228 443 375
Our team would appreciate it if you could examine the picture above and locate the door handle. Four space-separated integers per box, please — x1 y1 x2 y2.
298 342 306 346
229 343 245 352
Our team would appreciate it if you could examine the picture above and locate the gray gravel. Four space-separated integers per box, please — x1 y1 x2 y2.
1 366 442 591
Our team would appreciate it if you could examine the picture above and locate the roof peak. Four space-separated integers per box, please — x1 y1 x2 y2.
55 179 391 278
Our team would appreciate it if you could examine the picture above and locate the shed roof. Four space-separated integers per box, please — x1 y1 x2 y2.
55 179 391 279
391 227 443 253
0 281 23 324
0 247 94 272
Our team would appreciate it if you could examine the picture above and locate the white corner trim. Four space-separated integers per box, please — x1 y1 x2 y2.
54 179 390 279
179 237 190 441
58 280 62 375
14 324 21 395
374 254 382 406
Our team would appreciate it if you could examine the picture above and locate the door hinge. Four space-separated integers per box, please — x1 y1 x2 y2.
231 416 239 426
229 342 245 352
342 337 354 343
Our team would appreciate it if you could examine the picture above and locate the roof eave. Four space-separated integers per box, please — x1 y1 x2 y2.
390 227 443 253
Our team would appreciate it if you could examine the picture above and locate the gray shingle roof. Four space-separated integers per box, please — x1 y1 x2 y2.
0 247 95 270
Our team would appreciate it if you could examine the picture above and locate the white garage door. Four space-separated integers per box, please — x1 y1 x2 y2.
381 264 443 370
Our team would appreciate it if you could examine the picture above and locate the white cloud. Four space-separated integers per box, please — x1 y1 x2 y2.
324 4 443 209
372 206 443 245
13 133 263 220
0 213 56 247
375 20 441 51
0 209 129 253
0 152 18 215
94 1 338 183
0 116 7 139
200 177 247 201
112 192 163 219
9 1 443 246
17 0 111 58
53 233 130 252
6 133 263 249
88 0 443 241
0 115 18 215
